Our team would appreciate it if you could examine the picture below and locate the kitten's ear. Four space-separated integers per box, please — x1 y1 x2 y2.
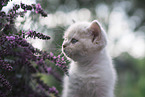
89 20 101 42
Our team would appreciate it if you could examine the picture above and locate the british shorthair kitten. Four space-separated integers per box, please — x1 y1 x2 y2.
62 20 116 97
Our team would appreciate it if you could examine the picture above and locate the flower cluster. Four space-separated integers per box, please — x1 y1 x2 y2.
35 77 59 97
0 60 13 71
22 30 51 40
20 3 47 17
45 53 69 76
0 0 68 97
0 3 47 25
35 52 69 81
0 0 9 9
0 74 12 96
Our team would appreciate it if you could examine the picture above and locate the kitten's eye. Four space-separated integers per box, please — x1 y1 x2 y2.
71 38 78 44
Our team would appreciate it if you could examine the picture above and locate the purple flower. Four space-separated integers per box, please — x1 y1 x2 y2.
49 86 58 94
34 3 47 17
35 78 59 96
36 58 44 66
0 74 12 91
24 9 27 12
36 3 41 9
61 57 64 61
46 67 52 73
35 10 38 13
26 31 30 35
13 4 20 10
6 36 15 41
23 30 50 40
0 60 13 71
53 56 57 60
50 52 54 56
26 5 32 10
57 55 60 58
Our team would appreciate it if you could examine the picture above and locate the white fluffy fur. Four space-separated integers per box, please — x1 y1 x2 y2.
61 20 116 97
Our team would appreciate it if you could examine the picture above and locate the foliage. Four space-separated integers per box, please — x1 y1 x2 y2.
114 52 145 97
0 0 68 97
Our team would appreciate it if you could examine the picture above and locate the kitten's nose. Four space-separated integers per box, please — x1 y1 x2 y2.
63 45 67 48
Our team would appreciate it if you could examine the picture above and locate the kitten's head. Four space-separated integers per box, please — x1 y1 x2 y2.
62 20 107 61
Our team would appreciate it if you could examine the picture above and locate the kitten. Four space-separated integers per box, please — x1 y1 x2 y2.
61 20 117 97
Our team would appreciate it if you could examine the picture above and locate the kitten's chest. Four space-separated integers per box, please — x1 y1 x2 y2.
68 68 100 91
68 62 105 92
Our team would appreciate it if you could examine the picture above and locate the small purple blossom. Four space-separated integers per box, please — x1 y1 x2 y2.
50 52 54 56
46 67 52 73
61 57 64 61
6 36 15 40
26 5 32 10
35 78 59 97
0 60 13 71
22 30 51 40
36 58 44 66
35 10 38 13
34 3 47 17
36 3 41 9
57 55 60 58
0 74 12 96
49 86 58 94
53 56 57 60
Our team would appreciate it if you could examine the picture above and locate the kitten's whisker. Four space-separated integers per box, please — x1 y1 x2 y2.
53 41 62 48
48 48 61 52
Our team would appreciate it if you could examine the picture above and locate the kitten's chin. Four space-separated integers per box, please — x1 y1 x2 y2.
63 52 74 61
63 52 84 62
65 55 81 62
62 48 87 62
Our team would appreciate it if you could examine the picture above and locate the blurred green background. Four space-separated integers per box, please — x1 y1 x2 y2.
3 0 145 97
